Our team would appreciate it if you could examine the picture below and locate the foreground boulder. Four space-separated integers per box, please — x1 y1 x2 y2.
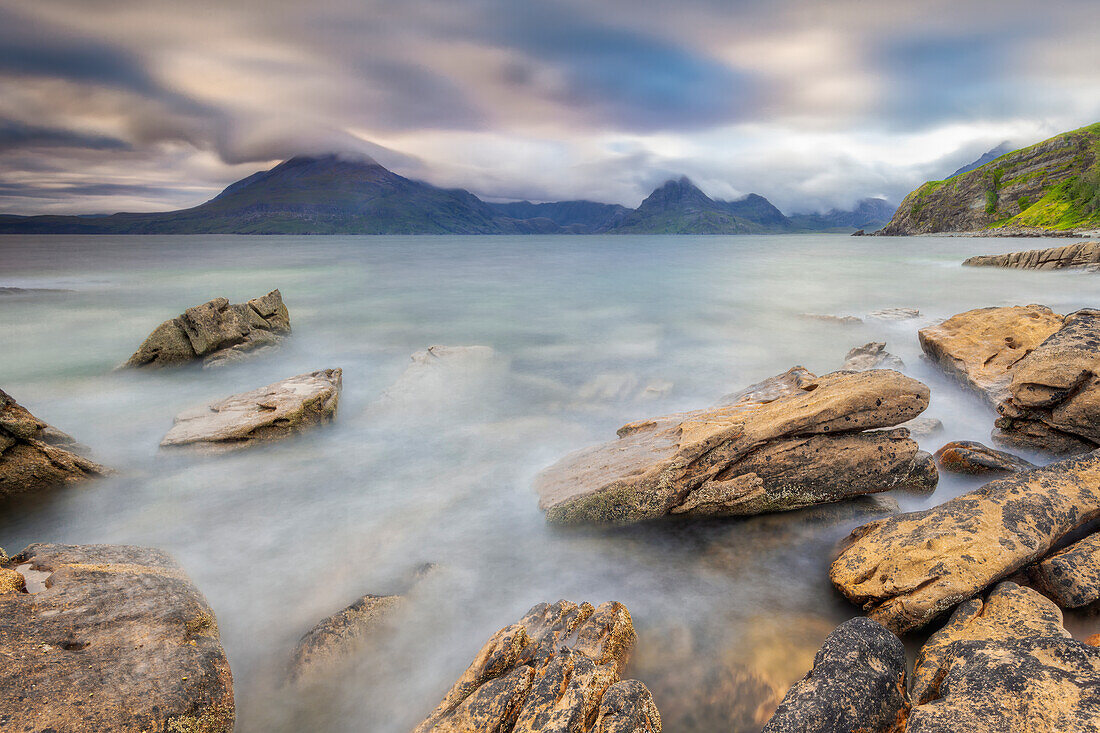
0 388 108 498
1033 532 1100 608
963 240 1100 270
536 368 936 525
919 305 1100 454
412 600 660 733
0 543 234 732
933 440 1036 474
830 450 1100 633
161 369 341 452
124 289 290 368
761 617 908 733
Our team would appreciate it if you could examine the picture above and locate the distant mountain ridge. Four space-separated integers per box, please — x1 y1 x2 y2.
881 122 1100 234
949 142 1014 178
0 154 893 235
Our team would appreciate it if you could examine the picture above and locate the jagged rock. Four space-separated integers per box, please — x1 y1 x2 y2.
412 600 660 733
536 368 936 525
905 636 1100 732
918 304 1064 405
161 369 341 451
1033 532 1100 608
842 342 905 371
289 594 401 682
964 240 1100 270
0 388 108 498
995 308 1100 452
830 451 1100 633
0 543 234 732
761 617 908 733
910 582 1069 703
868 308 920 321
933 440 1036 474
123 289 291 368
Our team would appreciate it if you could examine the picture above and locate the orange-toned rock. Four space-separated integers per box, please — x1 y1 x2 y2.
933 440 1036 474
830 451 1100 633
412 600 659 733
1032 531 1100 608
535 368 935 524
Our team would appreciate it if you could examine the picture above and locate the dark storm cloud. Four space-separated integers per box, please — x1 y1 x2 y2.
0 181 193 199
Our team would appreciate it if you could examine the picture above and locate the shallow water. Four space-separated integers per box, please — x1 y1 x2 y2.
1 233 1098 731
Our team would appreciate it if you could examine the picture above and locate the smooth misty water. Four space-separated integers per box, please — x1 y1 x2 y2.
1 234 1098 731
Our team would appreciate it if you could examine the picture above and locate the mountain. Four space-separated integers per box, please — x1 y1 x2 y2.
0 155 560 235
949 141 1014 178
880 122 1100 234
486 199 629 232
609 177 789 234
788 198 895 232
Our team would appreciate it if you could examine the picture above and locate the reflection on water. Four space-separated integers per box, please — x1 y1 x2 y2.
1 233 1097 731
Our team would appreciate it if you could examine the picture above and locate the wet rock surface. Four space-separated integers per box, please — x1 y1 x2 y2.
933 440 1036 474
963 240 1100 270
761 617 908 733
161 369 341 451
412 600 660 733
0 543 234 732
289 594 402 682
1033 531 1100 608
830 451 1100 633
0 387 108 498
842 342 905 371
123 289 291 368
536 368 936 525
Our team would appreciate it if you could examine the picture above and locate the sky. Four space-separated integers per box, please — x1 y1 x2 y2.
1 0 1099 215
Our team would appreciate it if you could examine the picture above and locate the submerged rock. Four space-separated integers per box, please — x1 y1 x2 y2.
0 543 234 732
371 345 510 415
933 440 1036 474
123 289 290 368
761 617 908 733
890 416 944 438
868 307 921 321
535 368 936 525
289 594 402 682
161 369 341 451
412 600 660 733
1033 531 1100 608
963 240 1100 270
800 313 862 325
830 451 1100 633
842 342 905 371
0 388 108 498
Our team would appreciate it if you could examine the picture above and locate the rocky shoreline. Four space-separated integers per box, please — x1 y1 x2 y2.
2 285 1100 732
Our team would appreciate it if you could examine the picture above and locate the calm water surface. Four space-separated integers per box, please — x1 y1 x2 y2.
1 234 1098 731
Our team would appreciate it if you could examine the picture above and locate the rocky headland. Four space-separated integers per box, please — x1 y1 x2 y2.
963 240 1100 270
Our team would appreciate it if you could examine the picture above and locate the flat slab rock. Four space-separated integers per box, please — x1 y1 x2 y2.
963 240 1100 270
124 289 290 369
830 450 1100 633
933 440 1036 475
535 367 936 525
1033 531 1100 608
412 600 660 733
0 543 233 732
161 369 341 451
761 617 908 733
0 388 108 498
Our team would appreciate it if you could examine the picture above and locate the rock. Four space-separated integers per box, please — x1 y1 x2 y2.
289 594 402 682
123 289 290 368
161 369 341 452
868 307 920 321
851 229 865 236
905 636 1100 732
842 342 905 371
412 600 660 733
800 313 862 325
577 373 673 403
995 308 1100 452
1087 634 1100 647
933 440 1037 474
371 345 509 414
890 416 943 438
0 388 108 498
0 566 24 592
0 543 234 732
963 240 1100 270
830 450 1100 633
1033 531 1100 608
909 582 1070 703
536 368 936 525
918 304 1064 406
761 617 908 733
